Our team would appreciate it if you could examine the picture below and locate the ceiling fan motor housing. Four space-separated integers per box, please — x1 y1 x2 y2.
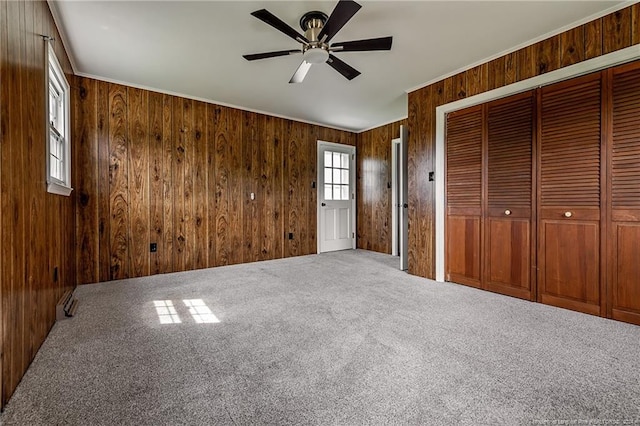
300 11 330 63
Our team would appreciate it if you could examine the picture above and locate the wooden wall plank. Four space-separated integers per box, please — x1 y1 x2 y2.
24 0 42 366
0 0 6 404
148 92 164 275
172 97 185 271
97 81 111 283
377 125 391 253
603 7 632 54
487 57 505 91
421 85 436 279
584 18 603 60
206 104 217 267
7 0 26 397
273 118 285 259
356 130 368 250
517 44 536 81
284 121 300 257
633 4 640 45
75 78 98 284
307 124 317 255
266 116 283 259
182 99 195 271
127 88 150 278
536 35 560 75
108 84 130 280
242 111 259 262
560 26 585 67
407 91 420 274
504 52 517 85
227 108 244 264
192 101 207 270
466 64 488 97
214 106 245 266
213 105 229 265
161 94 173 273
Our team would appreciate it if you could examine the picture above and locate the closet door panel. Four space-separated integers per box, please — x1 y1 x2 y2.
610 62 640 325
446 106 482 288
447 215 481 286
539 220 600 315
484 92 534 300
486 218 530 298
538 73 602 315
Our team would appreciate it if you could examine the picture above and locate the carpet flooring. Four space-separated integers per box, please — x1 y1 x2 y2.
1 249 639 425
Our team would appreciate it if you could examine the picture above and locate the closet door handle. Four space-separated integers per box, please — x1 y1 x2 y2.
504 209 512 216
564 211 572 218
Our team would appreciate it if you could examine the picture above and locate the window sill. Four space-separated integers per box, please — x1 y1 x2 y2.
47 181 73 196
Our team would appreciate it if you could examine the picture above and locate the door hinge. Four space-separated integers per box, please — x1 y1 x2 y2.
351 153 354 160
352 193 354 200
352 232 355 238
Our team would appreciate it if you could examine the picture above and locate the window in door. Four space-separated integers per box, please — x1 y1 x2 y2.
324 151 351 201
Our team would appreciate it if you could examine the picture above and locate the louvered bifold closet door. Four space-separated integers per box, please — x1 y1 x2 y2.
446 105 483 288
609 62 640 325
484 92 535 300
538 73 603 316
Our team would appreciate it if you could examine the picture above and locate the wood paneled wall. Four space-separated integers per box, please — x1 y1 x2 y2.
356 119 407 254
74 77 356 284
408 4 640 279
0 0 75 408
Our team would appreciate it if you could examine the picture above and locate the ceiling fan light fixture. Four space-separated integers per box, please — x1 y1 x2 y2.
304 47 329 64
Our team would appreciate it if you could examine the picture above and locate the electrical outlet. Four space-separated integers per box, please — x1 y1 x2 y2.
150 243 157 252
429 172 435 182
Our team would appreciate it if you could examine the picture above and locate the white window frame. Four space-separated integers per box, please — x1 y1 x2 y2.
46 42 72 196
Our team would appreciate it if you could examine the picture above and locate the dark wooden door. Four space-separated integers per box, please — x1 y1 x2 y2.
608 62 640 325
538 73 603 316
484 92 535 300
446 106 483 288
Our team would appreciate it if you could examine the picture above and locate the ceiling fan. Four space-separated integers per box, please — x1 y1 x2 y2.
243 0 393 83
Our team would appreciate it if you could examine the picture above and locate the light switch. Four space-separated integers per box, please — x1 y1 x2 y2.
250 192 255 200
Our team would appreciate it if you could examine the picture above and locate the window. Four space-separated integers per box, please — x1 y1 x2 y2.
324 151 350 201
46 43 72 196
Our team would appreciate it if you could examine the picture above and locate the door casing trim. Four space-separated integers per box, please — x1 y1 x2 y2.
317 140 357 254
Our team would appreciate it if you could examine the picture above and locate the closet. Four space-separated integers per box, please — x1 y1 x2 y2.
444 60 640 325
609 62 640 325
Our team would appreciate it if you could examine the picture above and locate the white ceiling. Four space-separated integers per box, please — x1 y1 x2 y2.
51 1 625 132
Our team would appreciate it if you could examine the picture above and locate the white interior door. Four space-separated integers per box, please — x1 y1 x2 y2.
399 126 408 271
318 142 355 253
391 126 409 270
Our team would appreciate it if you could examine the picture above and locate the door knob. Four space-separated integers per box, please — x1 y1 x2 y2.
504 209 511 216
321 203 326 207
564 211 572 218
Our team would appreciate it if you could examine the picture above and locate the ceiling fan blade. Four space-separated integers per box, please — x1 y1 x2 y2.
243 50 301 61
331 36 393 52
317 0 362 43
289 60 313 84
326 54 361 81
251 9 309 44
